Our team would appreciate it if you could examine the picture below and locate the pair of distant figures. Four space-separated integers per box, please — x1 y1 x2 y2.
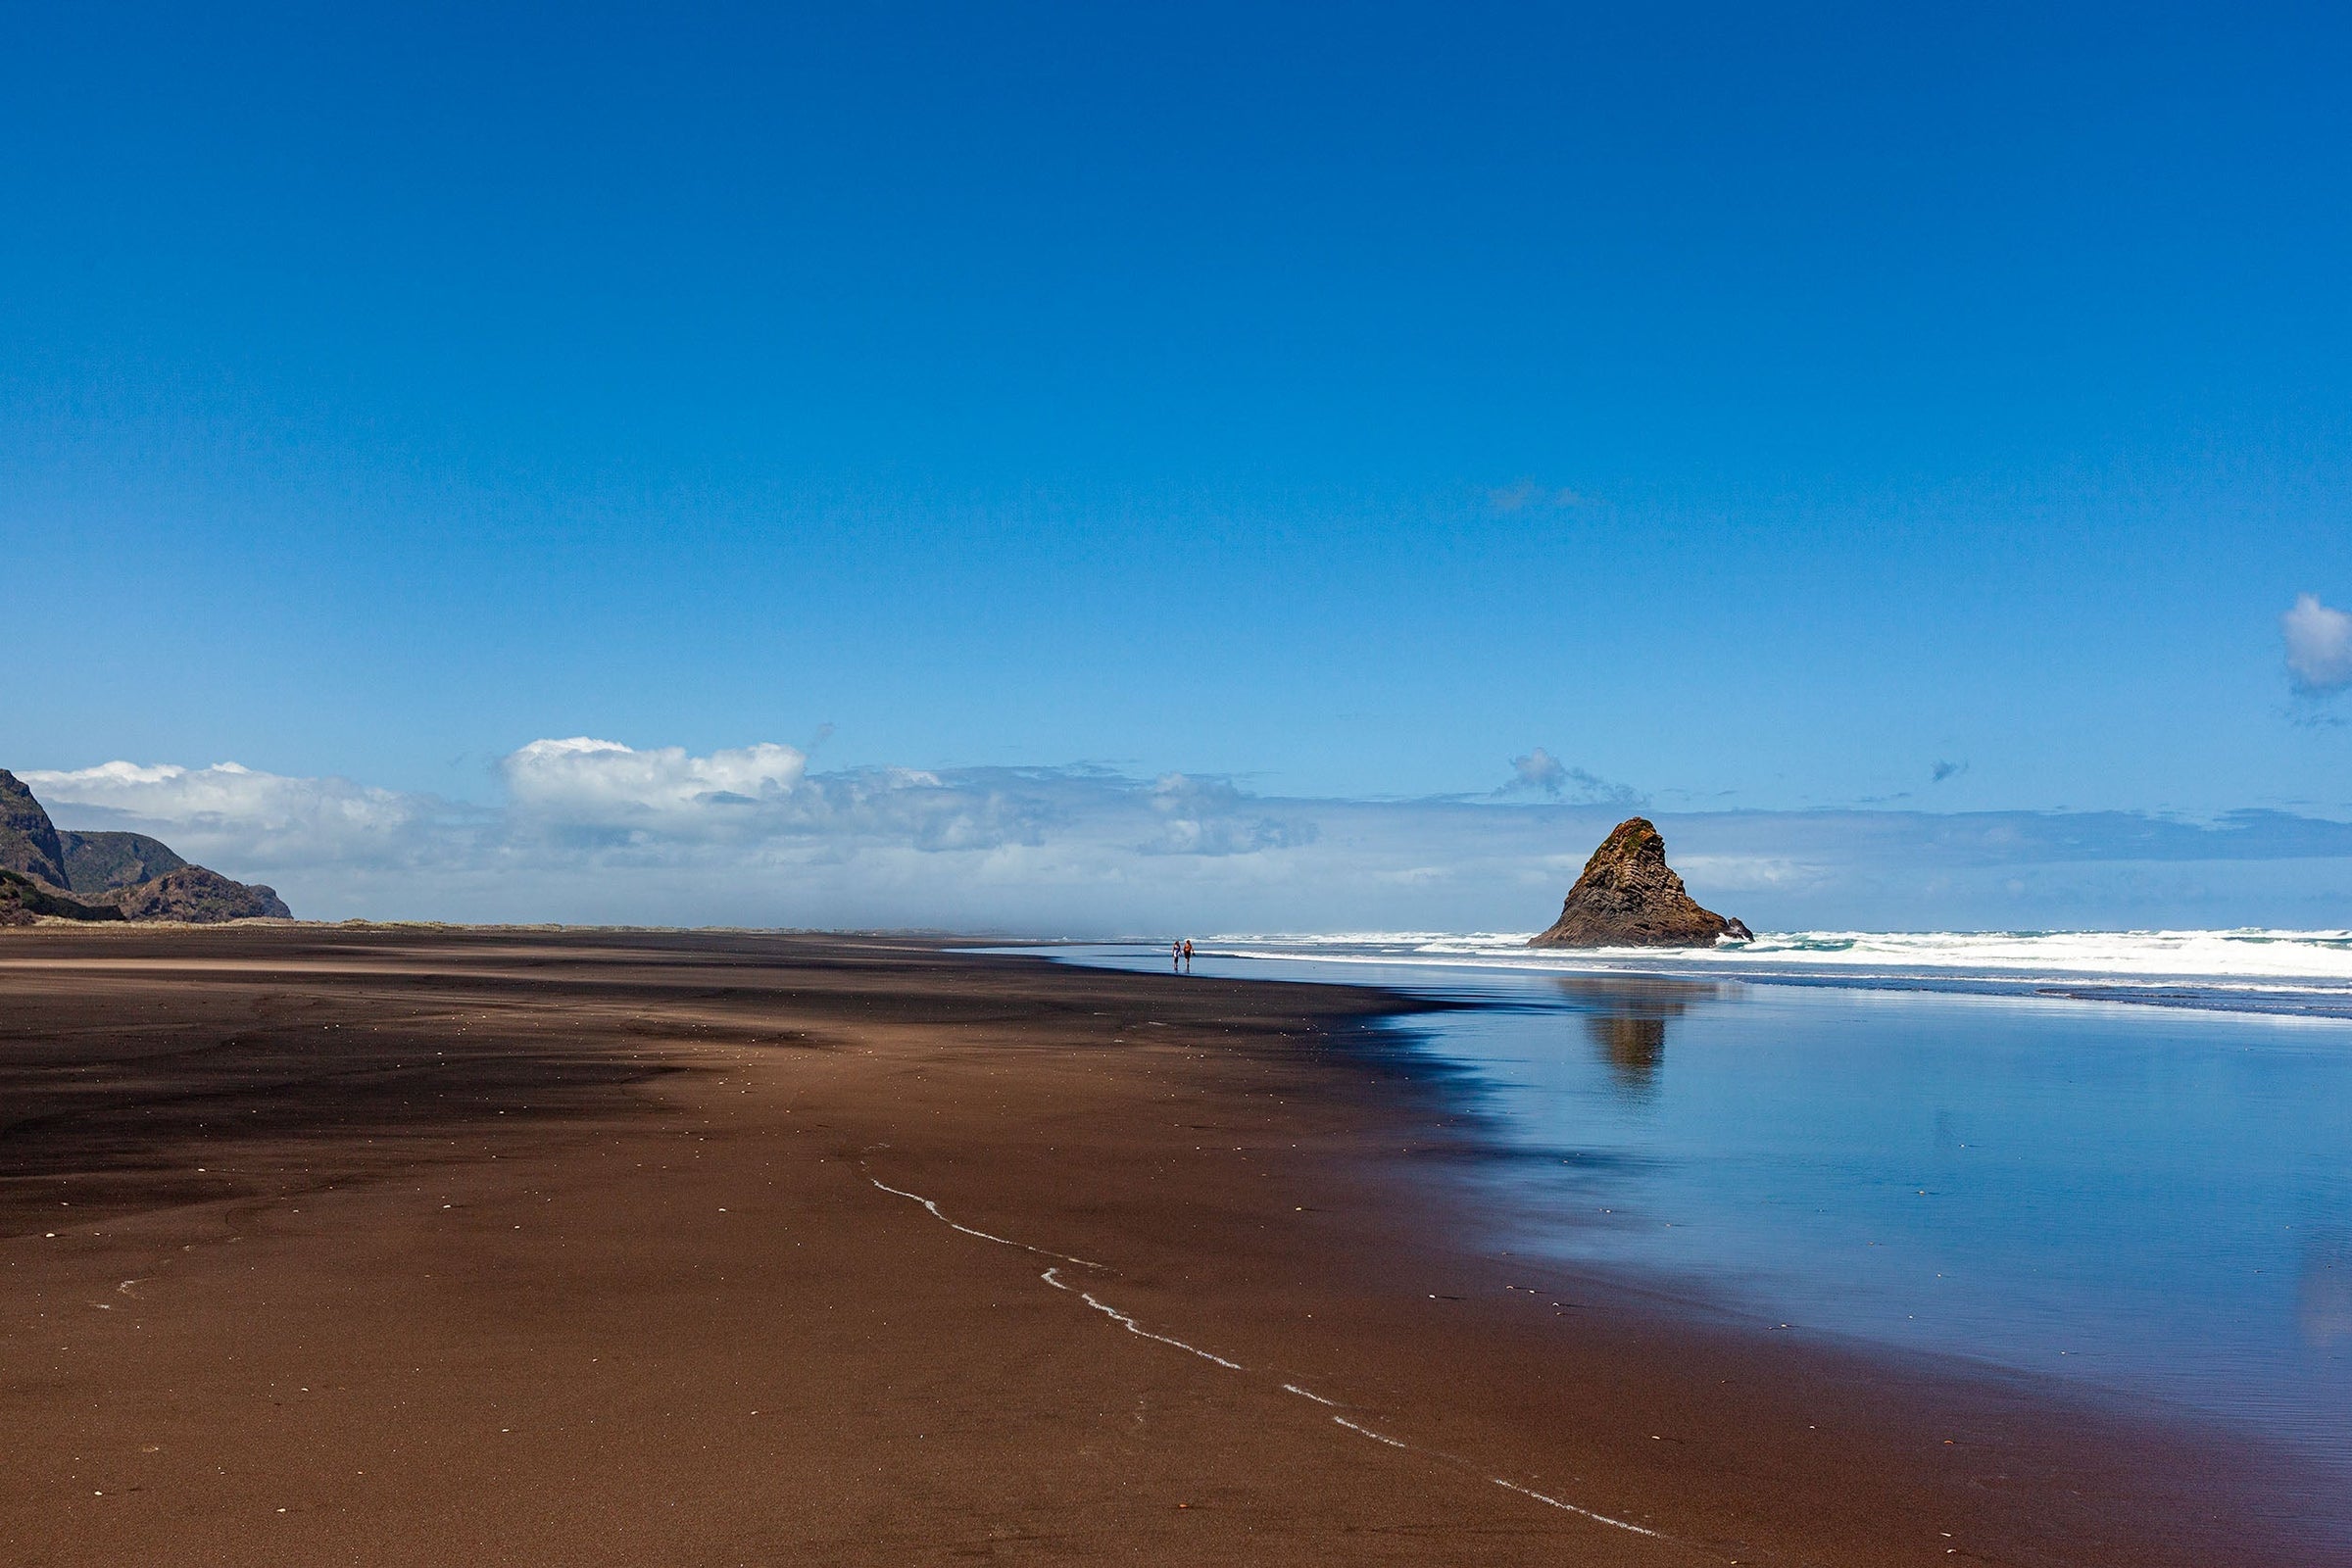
1171 939 1195 972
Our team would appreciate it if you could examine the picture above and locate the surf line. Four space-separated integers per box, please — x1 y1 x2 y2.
863 1172 1108 1270
1040 1267 1245 1369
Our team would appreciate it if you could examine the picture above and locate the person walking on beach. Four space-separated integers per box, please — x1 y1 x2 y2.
1172 940 1183 972
1182 939 1195 972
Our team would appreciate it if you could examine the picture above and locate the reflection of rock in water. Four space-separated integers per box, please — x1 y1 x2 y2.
1586 1012 1668 1088
1553 977 1732 1097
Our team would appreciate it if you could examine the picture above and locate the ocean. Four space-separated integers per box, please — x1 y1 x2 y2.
1029 930 2352 1495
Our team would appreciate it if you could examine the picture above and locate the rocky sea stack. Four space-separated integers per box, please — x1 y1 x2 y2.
0 768 290 925
1530 816 1751 949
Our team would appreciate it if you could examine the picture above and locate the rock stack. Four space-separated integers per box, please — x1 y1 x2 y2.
1530 817 1750 949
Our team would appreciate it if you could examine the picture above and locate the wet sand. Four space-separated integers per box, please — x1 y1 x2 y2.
0 926 2330 1566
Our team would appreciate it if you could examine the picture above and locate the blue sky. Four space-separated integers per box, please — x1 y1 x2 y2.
5 4 2351 926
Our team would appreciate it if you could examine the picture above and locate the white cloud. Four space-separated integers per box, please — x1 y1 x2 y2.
2283 594 2352 693
1499 748 1643 808
1671 855 1828 891
20 760 441 872
22 741 2352 933
1507 748 1569 795
1142 773 1316 857
502 737 808 824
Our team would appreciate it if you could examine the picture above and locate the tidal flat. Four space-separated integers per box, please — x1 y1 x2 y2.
0 926 2335 1566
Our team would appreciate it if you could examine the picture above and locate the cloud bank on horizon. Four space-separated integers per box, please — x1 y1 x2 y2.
23 740 2352 934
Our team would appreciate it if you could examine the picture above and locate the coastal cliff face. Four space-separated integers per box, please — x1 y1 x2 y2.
87 864 292 922
58 828 188 892
0 768 290 923
0 769 72 889
1530 816 1750 949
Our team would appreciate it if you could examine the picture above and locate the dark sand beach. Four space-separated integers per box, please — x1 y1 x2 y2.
0 927 2330 1566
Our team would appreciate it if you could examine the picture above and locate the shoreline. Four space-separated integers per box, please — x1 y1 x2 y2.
22 916 2352 1022
1 926 2336 1565
1035 933 2352 1023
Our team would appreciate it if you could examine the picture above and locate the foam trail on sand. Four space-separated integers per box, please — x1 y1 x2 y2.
1041 1268 1245 1369
865 1175 1106 1269
1332 1415 1409 1448
1493 1478 1670 1540
869 1169 1681 1550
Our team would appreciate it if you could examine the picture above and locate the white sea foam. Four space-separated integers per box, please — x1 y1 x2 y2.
1040 1267 1245 1369
1331 1415 1409 1448
1491 1478 1668 1539
865 1175 1107 1269
1186 927 2352 1006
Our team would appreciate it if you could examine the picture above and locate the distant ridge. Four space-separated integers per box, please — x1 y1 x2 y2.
0 768 290 923
59 828 187 892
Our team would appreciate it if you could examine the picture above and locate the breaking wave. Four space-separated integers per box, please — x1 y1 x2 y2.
1189 928 2352 1016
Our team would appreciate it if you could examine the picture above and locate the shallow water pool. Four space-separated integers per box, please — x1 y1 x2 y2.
1032 945 2352 1487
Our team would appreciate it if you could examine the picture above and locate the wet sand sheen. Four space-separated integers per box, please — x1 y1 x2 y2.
0 926 2331 1566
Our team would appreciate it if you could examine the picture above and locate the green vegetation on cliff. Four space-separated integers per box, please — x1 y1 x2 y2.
0 868 125 925
57 829 189 893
